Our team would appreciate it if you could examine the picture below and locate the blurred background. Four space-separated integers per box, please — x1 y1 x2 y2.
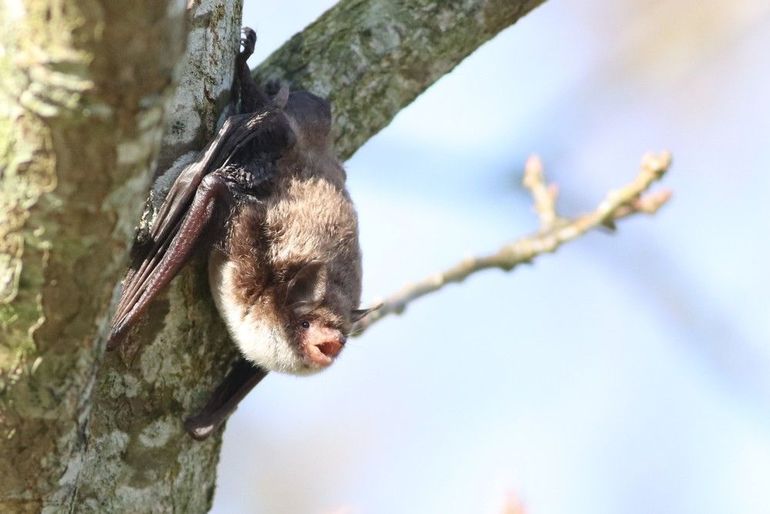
213 1 770 512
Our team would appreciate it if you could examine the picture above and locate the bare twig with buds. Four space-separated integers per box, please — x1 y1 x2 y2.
353 152 673 333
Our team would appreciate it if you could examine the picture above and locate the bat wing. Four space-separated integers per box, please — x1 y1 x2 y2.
108 109 294 348
184 358 268 440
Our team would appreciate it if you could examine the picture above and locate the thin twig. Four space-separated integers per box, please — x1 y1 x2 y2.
353 152 673 334
522 155 560 229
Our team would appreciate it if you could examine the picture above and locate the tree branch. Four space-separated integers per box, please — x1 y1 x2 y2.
354 152 673 333
255 0 546 159
0 1 189 511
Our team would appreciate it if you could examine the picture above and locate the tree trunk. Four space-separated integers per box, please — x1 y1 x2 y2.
0 0 543 512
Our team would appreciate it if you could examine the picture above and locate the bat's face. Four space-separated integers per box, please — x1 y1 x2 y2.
222 305 349 375
289 313 348 369
209 254 353 375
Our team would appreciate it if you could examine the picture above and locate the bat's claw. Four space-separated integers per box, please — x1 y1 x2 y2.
240 27 256 58
106 323 127 351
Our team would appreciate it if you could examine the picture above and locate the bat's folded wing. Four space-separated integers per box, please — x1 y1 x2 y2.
150 109 293 252
108 109 294 348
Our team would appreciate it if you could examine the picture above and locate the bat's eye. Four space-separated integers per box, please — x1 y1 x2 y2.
300 320 310 329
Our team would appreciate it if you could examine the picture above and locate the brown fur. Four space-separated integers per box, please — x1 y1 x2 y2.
216 91 363 372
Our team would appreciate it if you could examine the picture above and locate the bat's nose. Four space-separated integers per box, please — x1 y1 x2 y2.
316 339 343 359
305 337 344 367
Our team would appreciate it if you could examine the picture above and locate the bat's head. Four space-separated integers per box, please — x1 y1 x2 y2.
280 261 367 371
210 255 370 375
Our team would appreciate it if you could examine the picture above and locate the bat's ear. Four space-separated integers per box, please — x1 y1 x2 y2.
272 83 289 109
265 80 289 108
351 303 382 323
283 91 332 148
284 262 327 313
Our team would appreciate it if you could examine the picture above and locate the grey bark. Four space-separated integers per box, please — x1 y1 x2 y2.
0 0 543 512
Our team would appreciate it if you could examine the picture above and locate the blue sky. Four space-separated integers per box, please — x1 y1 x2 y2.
213 1 770 512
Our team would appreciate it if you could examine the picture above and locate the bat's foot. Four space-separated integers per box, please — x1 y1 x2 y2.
183 359 268 441
240 27 256 59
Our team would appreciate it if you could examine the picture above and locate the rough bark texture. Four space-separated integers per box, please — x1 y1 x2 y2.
0 1 189 512
69 3 244 513
0 0 241 512
0 0 543 512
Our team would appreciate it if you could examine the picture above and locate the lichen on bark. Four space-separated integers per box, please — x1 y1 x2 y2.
0 0 189 511
59 2 245 512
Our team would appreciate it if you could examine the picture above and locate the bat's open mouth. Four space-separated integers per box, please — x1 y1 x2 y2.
305 340 343 366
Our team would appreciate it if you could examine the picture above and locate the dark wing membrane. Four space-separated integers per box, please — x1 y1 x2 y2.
108 109 294 348
184 358 268 440
151 109 293 251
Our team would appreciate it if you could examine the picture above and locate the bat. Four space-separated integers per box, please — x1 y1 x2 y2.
108 27 376 440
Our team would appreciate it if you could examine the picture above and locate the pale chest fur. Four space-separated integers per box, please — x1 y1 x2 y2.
208 251 315 375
